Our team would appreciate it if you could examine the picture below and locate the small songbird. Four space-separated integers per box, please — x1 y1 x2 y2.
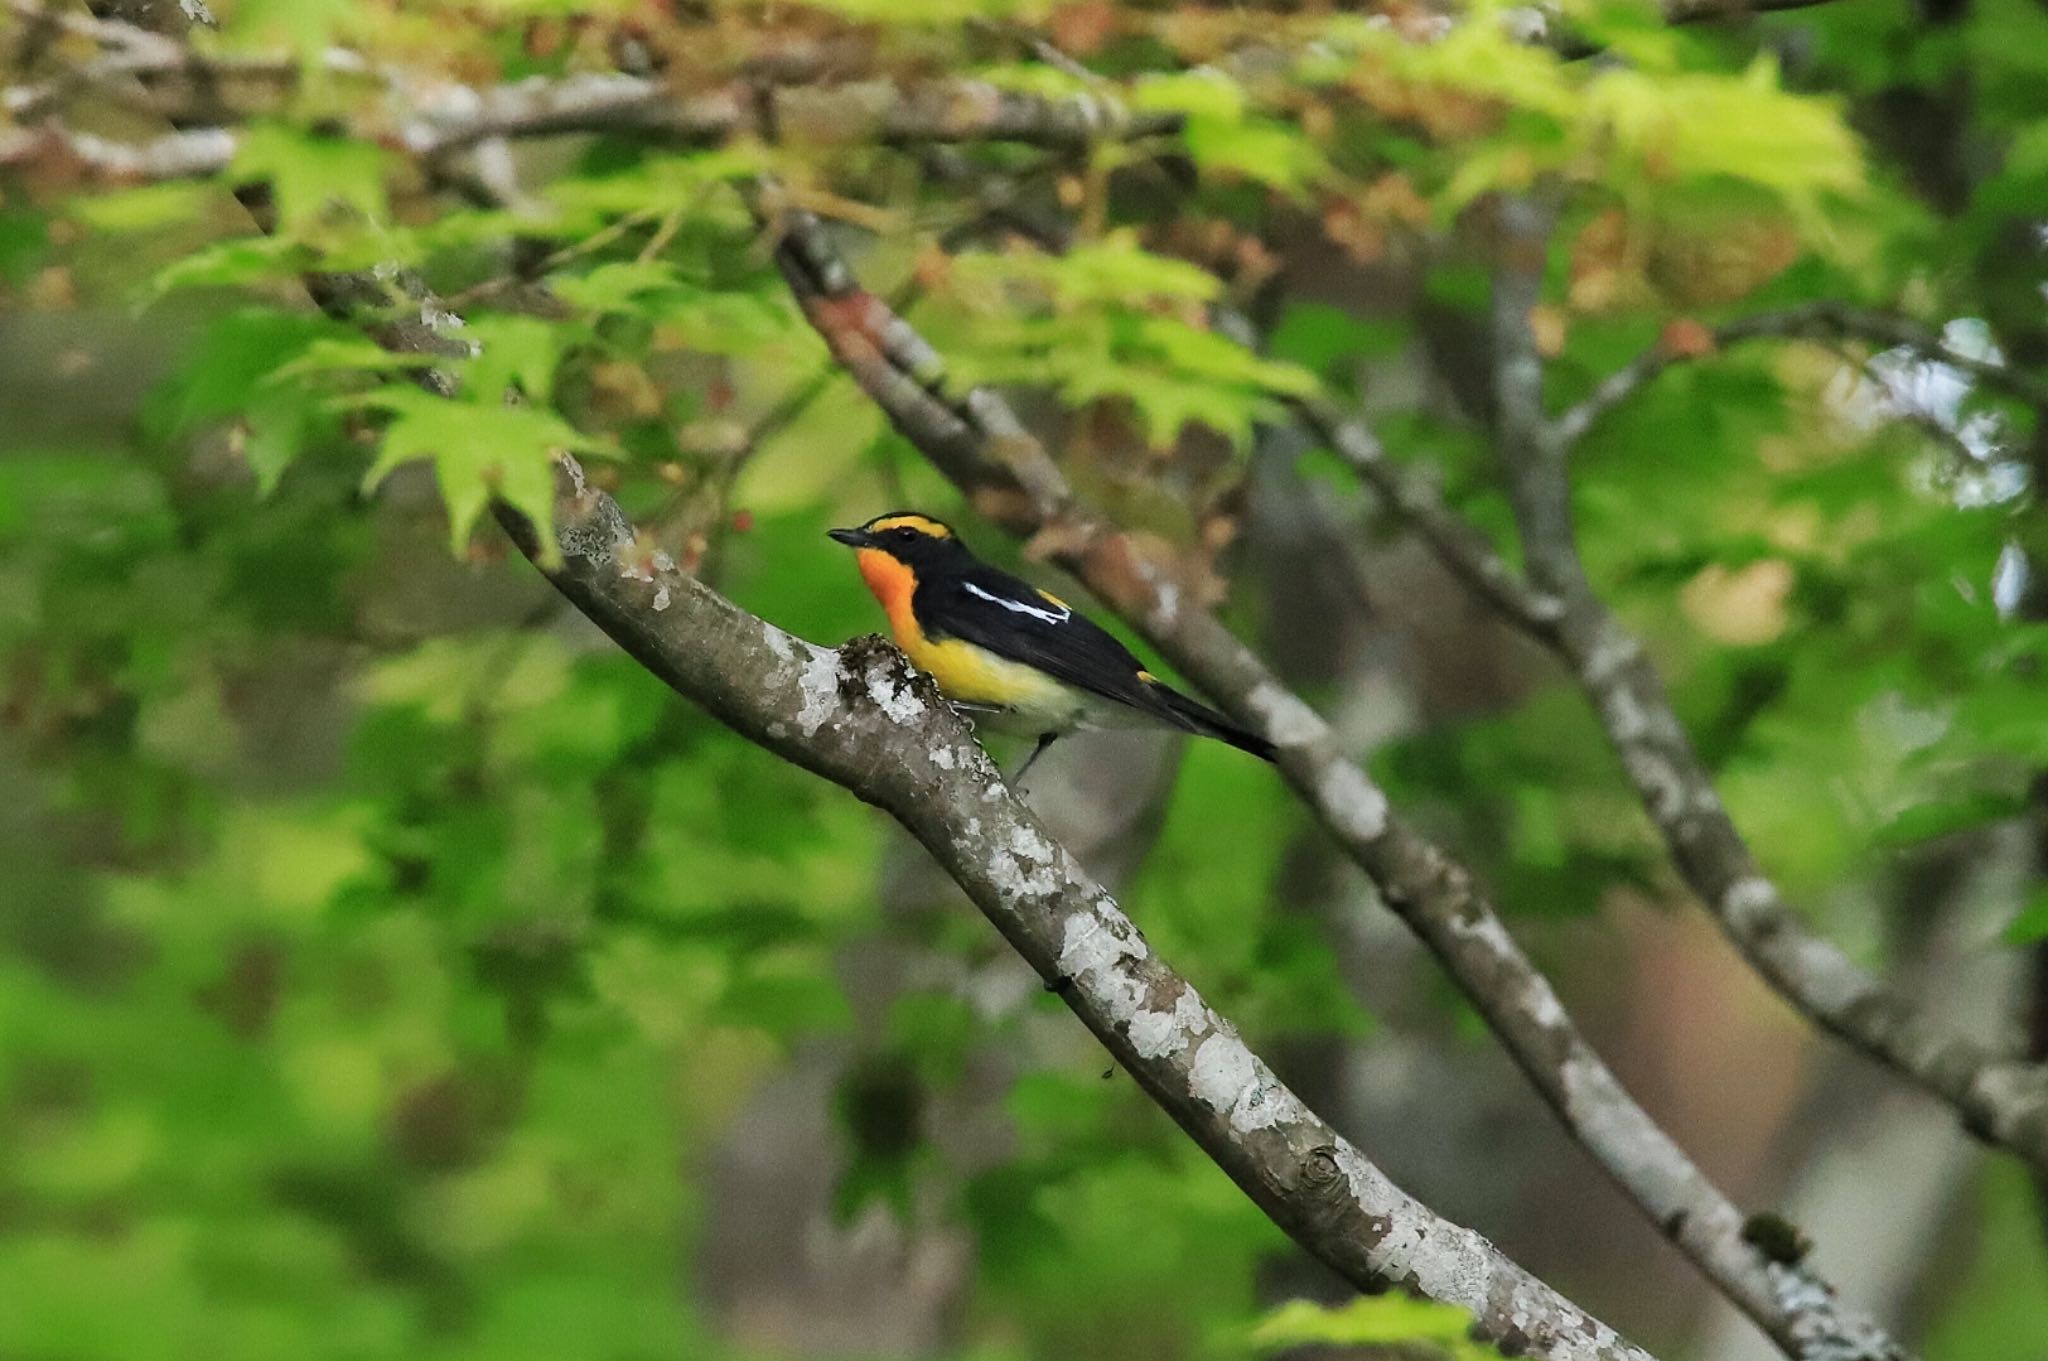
828 511 1275 778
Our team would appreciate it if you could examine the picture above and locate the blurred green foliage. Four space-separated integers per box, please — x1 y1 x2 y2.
4 0 2048 1357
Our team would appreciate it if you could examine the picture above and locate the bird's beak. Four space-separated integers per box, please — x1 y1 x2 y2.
827 526 869 548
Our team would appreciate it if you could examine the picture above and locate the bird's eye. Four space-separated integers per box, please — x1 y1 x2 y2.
893 528 917 542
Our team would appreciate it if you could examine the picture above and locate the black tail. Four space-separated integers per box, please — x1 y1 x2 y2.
1151 682 1277 762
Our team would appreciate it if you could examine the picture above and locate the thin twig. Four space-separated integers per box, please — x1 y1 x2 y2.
1289 397 1566 635
1554 302 2048 450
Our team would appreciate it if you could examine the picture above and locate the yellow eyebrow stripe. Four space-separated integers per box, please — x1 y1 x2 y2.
866 514 952 538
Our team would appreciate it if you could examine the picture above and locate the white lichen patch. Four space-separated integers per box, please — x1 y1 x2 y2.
1189 1033 1257 1110
1126 985 1213 1060
557 493 635 562
1622 748 1688 822
1010 825 1055 866
991 820 1059 900
1578 622 1643 686
1766 1262 1897 1361
1784 933 1876 1020
1150 581 1180 629
864 662 927 725
1229 1082 1300 1132
992 853 1057 900
930 746 955 770
1127 1008 1183 1059
1446 907 1518 963
1721 875 1775 923
1316 762 1388 844
1058 910 1143 979
1244 682 1323 749
1323 1151 1533 1352
1597 685 1651 743
793 649 843 737
1521 976 1567 1031
1328 1145 1611 1361
1054 903 1157 1018
1084 963 1150 1021
1184 1025 1307 1133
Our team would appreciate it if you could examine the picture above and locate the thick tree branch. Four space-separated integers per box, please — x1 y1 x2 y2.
489 459 1657 1361
769 208 1903 1361
1488 216 2048 1180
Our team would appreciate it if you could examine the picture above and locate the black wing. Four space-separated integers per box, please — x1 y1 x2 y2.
916 564 1160 713
915 565 1276 761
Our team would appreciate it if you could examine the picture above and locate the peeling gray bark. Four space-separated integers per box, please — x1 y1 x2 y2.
490 460 1657 1361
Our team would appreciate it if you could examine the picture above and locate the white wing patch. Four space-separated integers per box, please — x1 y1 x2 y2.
962 580 1071 626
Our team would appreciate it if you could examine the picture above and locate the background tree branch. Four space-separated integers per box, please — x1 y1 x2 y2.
1552 303 2048 451
769 206 1906 1361
1467 264 2048 1177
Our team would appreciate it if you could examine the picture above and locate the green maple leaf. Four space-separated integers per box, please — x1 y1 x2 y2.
230 123 392 233
351 386 611 563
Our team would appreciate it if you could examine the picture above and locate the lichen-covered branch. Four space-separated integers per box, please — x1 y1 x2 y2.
769 208 1902 1361
0 120 234 180
1 5 1177 166
1484 249 2048 1184
491 458 1655 1361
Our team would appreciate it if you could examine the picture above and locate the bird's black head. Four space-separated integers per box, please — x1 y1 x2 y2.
827 512 973 567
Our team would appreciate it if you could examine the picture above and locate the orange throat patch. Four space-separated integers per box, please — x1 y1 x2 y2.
855 548 922 645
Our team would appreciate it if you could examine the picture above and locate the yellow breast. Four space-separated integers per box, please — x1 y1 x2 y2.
854 548 1078 722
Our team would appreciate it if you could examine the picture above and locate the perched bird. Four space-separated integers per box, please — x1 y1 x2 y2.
828 511 1275 778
